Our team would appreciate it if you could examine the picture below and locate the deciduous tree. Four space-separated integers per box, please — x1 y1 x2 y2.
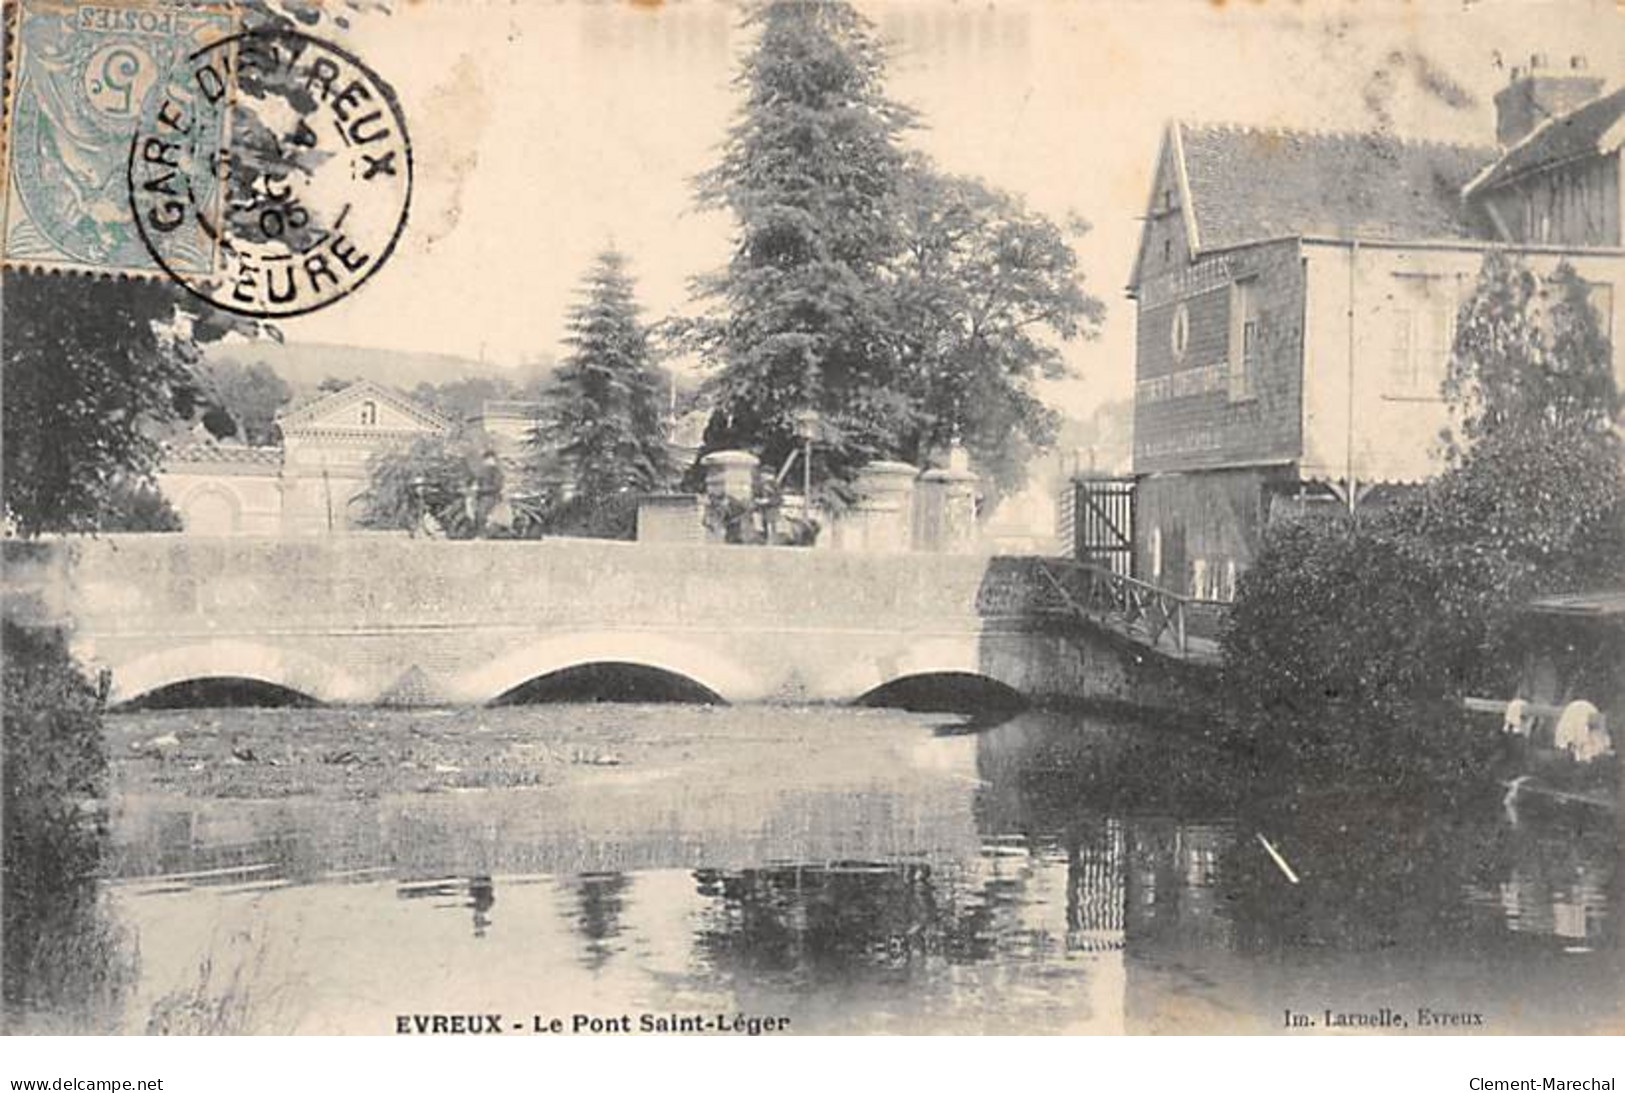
203 358 293 446
0 274 231 536
892 165 1103 499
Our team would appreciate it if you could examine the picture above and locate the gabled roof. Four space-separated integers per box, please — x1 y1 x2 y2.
1464 86 1625 199
276 378 453 434
1172 122 1496 252
1126 124 1202 293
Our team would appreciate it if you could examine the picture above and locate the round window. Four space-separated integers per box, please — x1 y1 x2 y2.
1170 302 1190 362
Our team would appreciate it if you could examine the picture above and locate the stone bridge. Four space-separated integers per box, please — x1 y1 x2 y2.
2 536 1215 710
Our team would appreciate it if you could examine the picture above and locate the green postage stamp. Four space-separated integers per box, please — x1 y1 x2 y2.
2 0 236 275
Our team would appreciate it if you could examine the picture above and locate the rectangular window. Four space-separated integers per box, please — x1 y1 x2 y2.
1228 278 1260 403
1386 274 1457 397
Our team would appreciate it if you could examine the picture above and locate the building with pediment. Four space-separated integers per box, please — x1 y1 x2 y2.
158 379 453 535
1122 61 1623 600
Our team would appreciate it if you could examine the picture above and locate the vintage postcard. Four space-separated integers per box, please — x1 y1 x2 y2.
2 0 1622 1043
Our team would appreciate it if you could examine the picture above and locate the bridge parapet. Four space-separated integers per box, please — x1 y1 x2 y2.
3 536 1215 709
4 536 1054 629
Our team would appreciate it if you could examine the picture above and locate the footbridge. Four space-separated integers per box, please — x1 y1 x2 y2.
2 536 1221 709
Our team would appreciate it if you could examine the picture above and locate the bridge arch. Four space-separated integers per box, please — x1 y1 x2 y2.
856 671 1026 712
106 640 368 706
823 636 1027 703
450 631 764 706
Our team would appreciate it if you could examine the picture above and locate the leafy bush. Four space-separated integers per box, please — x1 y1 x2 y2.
355 432 487 535
2 621 130 1028
1221 512 1494 786
1221 254 1623 788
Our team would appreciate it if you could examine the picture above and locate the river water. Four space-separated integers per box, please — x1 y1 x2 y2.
83 705 1623 1034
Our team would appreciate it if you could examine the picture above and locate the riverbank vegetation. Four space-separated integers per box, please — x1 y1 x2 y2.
1 621 134 1030
1222 255 1624 790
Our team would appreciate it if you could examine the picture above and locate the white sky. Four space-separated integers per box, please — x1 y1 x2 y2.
283 0 1624 419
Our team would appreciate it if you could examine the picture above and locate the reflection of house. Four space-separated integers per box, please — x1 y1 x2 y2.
1123 820 1234 954
1126 63 1623 597
158 380 452 534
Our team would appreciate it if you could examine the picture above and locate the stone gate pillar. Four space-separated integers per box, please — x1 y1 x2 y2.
833 461 918 553
700 450 760 542
700 450 759 503
915 467 979 553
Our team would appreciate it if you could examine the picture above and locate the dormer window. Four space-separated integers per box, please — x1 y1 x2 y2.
360 400 378 426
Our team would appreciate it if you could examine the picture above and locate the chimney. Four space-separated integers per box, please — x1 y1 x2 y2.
1493 54 1603 146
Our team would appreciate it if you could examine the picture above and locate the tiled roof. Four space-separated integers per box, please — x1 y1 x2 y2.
1176 123 1497 251
1464 86 1625 198
163 443 284 467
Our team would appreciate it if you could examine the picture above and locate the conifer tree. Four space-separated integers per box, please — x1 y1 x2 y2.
688 0 917 493
534 249 672 503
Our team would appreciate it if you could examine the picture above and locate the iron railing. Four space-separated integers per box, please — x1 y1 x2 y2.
1033 557 1227 661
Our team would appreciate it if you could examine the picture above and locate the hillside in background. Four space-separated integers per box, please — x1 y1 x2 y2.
205 340 552 395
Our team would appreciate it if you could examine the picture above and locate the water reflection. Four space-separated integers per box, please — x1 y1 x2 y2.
572 873 631 968
74 706 1625 1033
396 877 496 939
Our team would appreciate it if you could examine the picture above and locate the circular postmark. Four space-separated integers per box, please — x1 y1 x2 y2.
127 28 412 317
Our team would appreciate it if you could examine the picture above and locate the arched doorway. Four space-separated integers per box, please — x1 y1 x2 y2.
179 486 241 535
